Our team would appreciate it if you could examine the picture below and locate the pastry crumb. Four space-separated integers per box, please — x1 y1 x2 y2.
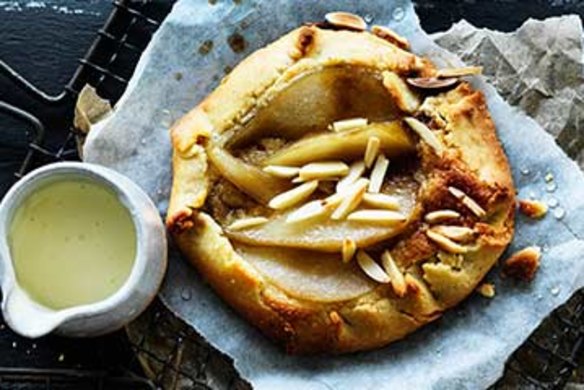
502 246 541 281
518 199 548 219
477 282 495 298
544 172 554 182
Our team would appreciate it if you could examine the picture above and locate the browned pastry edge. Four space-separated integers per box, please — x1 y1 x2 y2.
166 25 516 354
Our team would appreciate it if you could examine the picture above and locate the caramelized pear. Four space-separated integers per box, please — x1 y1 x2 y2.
207 146 290 205
265 121 415 166
235 245 375 302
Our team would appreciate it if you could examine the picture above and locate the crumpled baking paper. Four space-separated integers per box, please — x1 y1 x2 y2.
83 1 584 388
433 16 584 168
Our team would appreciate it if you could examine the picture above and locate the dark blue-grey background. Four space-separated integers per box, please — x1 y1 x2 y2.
0 0 582 377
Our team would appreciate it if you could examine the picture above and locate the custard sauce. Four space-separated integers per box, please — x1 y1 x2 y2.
8 179 136 309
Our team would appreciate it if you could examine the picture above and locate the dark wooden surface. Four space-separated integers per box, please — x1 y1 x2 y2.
0 0 582 381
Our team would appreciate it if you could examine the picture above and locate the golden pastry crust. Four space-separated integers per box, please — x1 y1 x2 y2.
167 24 515 354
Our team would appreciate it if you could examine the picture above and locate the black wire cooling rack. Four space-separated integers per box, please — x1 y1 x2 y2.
0 0 582 389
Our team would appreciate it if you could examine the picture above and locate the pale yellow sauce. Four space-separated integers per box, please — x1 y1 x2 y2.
8 179 136 310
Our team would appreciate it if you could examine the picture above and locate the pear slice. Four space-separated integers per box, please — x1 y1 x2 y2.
265 121 415 167
235 244 376 302
207 146 291 205
226 182 416 252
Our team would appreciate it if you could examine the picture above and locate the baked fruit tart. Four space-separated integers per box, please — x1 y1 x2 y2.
167 13 515 354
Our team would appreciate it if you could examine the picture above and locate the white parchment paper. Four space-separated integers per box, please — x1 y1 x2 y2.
84 1 584 388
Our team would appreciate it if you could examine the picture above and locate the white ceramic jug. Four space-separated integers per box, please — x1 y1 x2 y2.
0 162 167 337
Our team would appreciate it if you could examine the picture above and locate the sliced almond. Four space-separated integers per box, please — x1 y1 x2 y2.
447 186 465 200
356 250 390 283
437 66 483 78
263 165 300 178
336 161 366 193
461 197 485 215
268 180 318 210
371 25 410 50
298 161 349 181
431 225 475 242
331 178 369 220
323 192 345 209
227 217 268 231
426 230 468 254
381 251 407 297
324 12 367 31
364 136 381 168
286 200 327 224
406 77 459 90
330 117 368 132
342 238 357 263
368 154 389 193
424 209 461 224
448 186 486 218
292 176 338 184
362 193 400 210
404 117 444 155
347 210 406 225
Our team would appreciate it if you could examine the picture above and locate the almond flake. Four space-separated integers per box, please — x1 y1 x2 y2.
263 165 300 178
426 230 468 254
371 25 410 50
299 161 349 181
447 186 465 199
431 225 474 242
323 192 345 209
268 180 318 210
286 200 327 223
292 176 337 184
368 154 389 193
331 178 369 220
448 186 486 218
347 210 406 224
356 250 390 283
424 209 461 224
437 66 483 78
330 117 368 132
362 193 400 210
381 251 407 297
462 197 486 218
404 117 444 155
364 136 381 168
407 77 459 90
342 238 357 263
227 217 269 231
336 161 366 193
325 12 367 31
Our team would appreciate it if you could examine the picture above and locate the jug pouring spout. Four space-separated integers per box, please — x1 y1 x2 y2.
2 287 67 338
